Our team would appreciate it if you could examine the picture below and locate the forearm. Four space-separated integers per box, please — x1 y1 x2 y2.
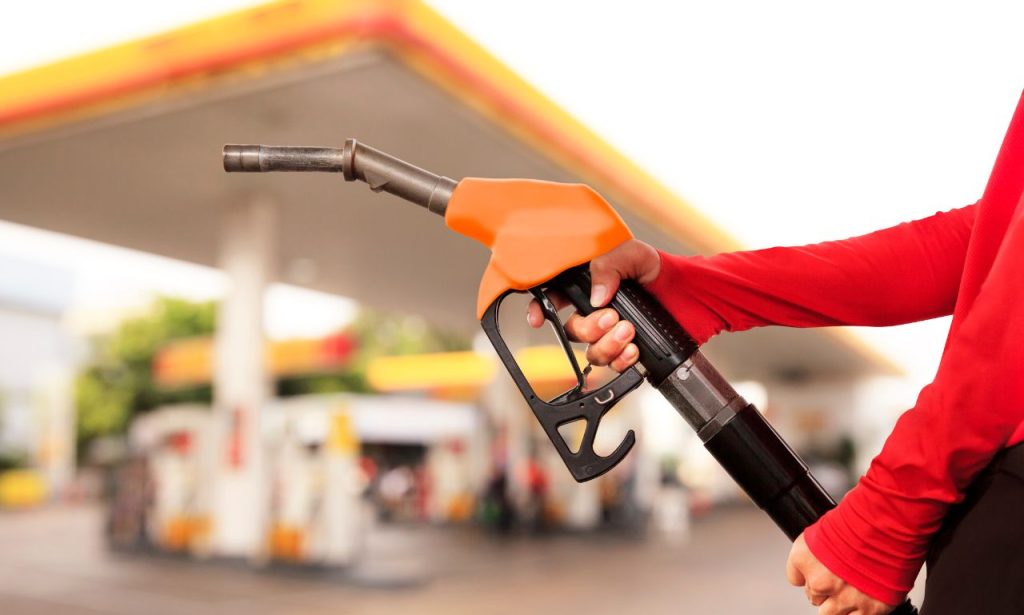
647 206 975 343
805 208 1024 603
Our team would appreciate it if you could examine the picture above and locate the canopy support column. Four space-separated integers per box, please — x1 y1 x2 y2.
210 198 276 560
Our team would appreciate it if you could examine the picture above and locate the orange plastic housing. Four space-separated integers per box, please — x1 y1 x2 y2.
445 178 634 318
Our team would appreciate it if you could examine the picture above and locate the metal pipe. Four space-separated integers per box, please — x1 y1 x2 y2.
222 145 344 173
223 140 457 216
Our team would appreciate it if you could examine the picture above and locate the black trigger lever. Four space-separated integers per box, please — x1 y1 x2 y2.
529 288 588 392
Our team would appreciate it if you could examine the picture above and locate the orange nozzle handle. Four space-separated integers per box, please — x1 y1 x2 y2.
444 178 635 318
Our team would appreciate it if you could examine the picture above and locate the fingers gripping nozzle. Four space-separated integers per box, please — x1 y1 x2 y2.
223 139 457 216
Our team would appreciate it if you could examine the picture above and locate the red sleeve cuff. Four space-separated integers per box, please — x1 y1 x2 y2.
804 503 919 606
644 250 725 344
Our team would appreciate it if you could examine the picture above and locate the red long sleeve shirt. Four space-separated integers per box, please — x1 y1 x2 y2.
646 90 1024 605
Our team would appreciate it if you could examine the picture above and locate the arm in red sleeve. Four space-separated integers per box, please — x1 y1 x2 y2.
646 206 976 344
804 201 1024 604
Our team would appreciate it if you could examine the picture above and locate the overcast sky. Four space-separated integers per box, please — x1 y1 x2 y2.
2 1 1023 384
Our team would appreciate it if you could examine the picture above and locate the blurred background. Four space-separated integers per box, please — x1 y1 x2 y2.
0 1 1022 613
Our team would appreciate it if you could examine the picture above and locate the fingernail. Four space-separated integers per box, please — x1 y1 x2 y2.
622 344 637 359
598 311 617 330
614 322 632 341
590 284 607 307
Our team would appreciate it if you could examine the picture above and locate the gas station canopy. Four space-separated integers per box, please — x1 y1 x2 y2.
0 0 898 382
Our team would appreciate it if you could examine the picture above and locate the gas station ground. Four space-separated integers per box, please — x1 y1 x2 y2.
0 504 847 615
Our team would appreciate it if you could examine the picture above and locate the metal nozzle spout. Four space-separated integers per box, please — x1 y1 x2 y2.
222 139 456 216
223 144 344 173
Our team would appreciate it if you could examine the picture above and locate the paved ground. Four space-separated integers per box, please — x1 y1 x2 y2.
0 504 916 614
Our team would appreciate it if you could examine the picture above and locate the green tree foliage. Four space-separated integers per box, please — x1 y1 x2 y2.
75 298 216 448
76 298 470 446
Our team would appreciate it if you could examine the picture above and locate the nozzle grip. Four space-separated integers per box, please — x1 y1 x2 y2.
551 266 698 385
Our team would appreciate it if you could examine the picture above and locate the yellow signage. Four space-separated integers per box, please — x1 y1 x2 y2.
154 333 356 387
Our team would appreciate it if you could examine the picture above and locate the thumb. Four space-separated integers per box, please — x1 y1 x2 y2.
589 255 621 308
786 556 806 587
786 537 808 587
589 240 660 307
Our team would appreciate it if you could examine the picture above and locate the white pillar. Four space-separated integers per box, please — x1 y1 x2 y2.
211 199 275 560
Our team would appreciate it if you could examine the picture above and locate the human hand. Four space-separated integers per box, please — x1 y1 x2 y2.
786 533 896 615
526 239 660 372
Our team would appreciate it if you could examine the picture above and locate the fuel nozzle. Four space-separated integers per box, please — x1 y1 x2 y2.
222 139 457 216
